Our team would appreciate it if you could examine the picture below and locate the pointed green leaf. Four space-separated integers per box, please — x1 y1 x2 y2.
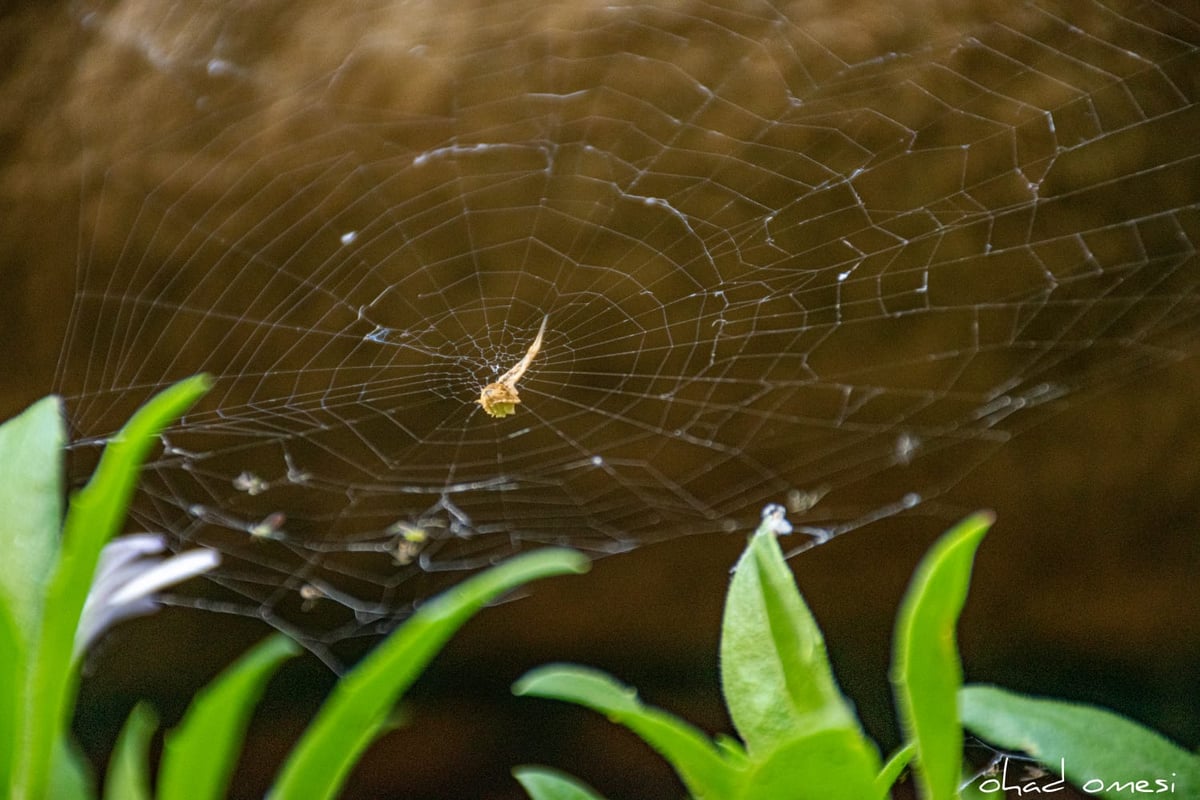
960 684 1200 798
14 375 211 800
270 547 589 800
891 512 992 800
159 634 300 800
737 728 884 800
721 519 862 754
875 741 916 797
513 765 610 800
0 396 64 636
103 703 157 800
514 664 740 799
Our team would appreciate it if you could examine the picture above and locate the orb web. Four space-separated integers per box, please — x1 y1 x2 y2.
56 0 1200 665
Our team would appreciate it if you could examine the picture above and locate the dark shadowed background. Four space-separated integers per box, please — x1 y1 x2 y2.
2 1 1199 797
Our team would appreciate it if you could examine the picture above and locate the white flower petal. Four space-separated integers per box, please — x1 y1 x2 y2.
107 548 221 607
90 534 166 594
76 543 221 658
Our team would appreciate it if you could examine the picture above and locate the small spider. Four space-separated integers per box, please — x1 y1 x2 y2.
248 511 287 540
233 470 269 495
477 315 548 418
386 520 430 565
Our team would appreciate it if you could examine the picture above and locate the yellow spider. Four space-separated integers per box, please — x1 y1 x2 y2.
477 315 548 418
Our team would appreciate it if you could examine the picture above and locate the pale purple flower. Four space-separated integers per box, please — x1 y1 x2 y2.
76 534 220 657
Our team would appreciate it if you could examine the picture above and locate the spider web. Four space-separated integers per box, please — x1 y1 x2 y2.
56 0 1200 665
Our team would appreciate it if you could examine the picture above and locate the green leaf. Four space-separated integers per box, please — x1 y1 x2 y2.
961 769 1005 800
959 684 1200 799
0 599 22 792
103 703 157 800
737 728 884 800
271 547 589 800
0 396 66 798
0 396 64 639
13 375 211 800
159 634 300 800
714 734 750 767
514 664 740 799
513 765 610 800
875 741 916 797
891 512 992 800
720 517 865 754
49 736 96 800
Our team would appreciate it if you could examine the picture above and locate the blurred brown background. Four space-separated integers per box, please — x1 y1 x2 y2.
3 1 1199 797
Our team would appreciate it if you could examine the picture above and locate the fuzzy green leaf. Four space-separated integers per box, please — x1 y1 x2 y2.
514 664 740 799
737 728 884 800
721 519 863 755
159 634 300 800
960 684 1200 799
0 396 64 639
0 398 63 794
271 547 589 800
891 512 992 800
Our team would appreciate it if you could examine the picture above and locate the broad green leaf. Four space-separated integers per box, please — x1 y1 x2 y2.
271 547 589 800
737 728 884 800
514 664 739 799
960 684 1200 799
159 634 300 800
875 741 916 797
14 375 212 800
0 396 64 637
103 703 157 800
0 396 66 796
721 518 863 754
513 765 610 800
891 512 992 800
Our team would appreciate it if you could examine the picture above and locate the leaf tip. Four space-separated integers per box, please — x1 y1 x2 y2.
512 666 549 697
559 549 592 575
